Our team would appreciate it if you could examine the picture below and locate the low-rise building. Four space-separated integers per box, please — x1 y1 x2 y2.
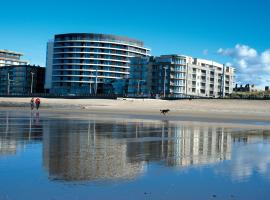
128 55 235 98
0 49 28 67
187 58 235 97
0 65 45 95
233 84 262 92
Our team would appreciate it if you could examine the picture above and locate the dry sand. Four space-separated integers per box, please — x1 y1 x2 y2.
0 97 269 126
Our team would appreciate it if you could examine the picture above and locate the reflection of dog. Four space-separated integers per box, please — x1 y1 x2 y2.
160 109 170 115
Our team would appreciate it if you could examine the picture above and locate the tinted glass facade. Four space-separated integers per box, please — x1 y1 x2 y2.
128 57 153 97
0 65 45 94
128 55 187 98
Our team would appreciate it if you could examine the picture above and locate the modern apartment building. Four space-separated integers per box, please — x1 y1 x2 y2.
187 58 235 97
45 33 150 95
0 65 45 94
128 55 235 98
0 49 28 67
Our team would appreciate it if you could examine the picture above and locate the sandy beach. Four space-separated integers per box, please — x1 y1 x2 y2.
0 97 270 126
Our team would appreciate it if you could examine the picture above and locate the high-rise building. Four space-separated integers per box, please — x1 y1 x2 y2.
0 49 28 67
45 33 150 95
128 55 235 98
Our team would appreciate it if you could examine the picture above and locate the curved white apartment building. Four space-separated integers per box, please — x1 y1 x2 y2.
45 33 150 94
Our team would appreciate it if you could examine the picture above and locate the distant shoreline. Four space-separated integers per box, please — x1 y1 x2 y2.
0 97 270 128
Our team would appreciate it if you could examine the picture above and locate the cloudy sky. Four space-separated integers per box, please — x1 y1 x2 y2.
1 0 270 87
218 45 270 87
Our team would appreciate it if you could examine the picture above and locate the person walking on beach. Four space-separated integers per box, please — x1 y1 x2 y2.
35 97 41 110
30 98 35 110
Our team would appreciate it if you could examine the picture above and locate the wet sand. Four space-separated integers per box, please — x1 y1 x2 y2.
0 97 270 128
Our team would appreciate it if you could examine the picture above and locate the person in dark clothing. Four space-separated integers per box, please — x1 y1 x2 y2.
30 98 35 110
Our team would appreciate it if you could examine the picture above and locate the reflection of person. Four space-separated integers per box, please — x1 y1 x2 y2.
30 98 34 110
35 98 41 110
34 111 40 125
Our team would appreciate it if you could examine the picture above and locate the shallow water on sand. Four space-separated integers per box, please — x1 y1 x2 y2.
0 110 270 200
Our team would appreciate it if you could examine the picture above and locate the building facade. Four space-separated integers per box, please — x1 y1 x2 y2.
186 58 235 97
128 55 235 98
0 65 45 95
128 55 188 97
45 33 150 95
0 50 28 67
128 56 154 96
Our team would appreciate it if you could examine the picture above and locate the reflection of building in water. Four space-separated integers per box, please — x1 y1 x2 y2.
0 112 17 155
43 119 231 171
43 120 145 181
232 130 270 144
43 118 270 183
125 122 232 167
167 126 231 167
215 130 270 181
0 111 43 156
234 131 270 179
0 137 17 155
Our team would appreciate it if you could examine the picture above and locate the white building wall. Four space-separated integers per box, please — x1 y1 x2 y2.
185 58 235 98
0 50 28 67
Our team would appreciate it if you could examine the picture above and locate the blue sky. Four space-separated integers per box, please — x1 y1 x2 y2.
1 0 270 86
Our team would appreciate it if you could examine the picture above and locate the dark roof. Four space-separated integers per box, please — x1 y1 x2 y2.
54 33 144 47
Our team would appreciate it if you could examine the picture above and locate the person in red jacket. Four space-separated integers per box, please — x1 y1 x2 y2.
35 97 41 110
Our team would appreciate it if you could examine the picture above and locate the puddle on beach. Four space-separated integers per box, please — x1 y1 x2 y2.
0 110 270 200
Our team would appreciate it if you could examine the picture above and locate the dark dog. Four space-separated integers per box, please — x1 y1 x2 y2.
160 109 170 115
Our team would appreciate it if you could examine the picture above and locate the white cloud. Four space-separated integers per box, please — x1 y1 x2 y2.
217 44 270 88
225 62 233 67
261 50 270 65
202 49 208 55
214 140 270 182
218 44 257 58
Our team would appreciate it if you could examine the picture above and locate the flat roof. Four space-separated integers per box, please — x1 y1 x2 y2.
0 64 44 69
0 49 23 56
